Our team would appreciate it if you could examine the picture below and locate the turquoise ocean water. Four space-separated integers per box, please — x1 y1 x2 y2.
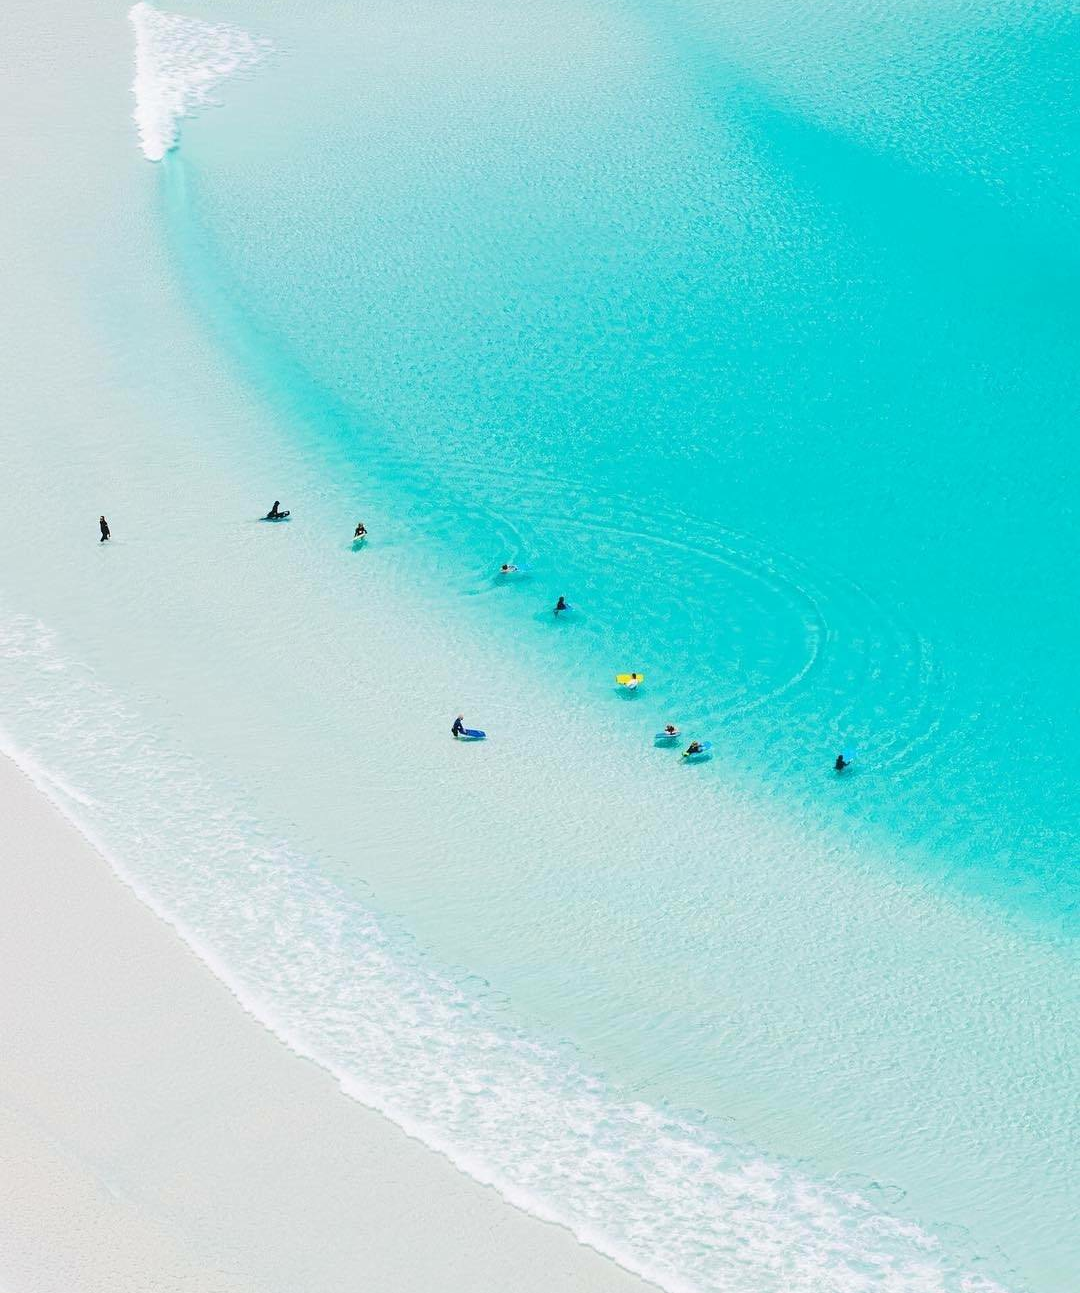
171 0 1080 918
2 1 1077 1289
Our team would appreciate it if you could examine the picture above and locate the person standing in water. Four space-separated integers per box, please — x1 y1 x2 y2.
554 595 568 615
99 515 110 543
834 752 849 772
451 715 466 738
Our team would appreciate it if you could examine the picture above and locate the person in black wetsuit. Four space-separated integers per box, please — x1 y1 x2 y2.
354 521 367 539
267 500 285 519
554 596 568 615
684 741 703 757
834 753 849 772
99 515 110 542
451 715 466 738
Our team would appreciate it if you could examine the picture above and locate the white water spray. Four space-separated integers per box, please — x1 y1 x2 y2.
129 3 271 161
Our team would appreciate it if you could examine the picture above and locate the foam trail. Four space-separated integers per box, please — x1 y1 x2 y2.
129 3 271 162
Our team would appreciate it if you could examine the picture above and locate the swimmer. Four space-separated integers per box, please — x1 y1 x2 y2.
499 563 518 574
834 753 849 772
554 596 568 615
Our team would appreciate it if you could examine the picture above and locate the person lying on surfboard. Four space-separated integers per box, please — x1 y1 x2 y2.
684 741 703 757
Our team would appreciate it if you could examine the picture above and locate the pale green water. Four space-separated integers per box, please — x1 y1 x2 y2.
0 1 1076 1289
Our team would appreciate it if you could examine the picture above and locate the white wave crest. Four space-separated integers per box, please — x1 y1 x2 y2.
129 3 271 162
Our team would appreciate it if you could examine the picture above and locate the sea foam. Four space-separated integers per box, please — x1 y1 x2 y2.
129 3 271 161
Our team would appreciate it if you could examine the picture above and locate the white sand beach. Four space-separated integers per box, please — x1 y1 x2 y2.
0 752 655 1293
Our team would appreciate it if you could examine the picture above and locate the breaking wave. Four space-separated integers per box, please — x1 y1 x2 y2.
129 3 271 161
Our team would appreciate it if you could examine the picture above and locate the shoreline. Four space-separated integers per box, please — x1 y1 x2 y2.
0 1 1074 1289
0 749 656 1293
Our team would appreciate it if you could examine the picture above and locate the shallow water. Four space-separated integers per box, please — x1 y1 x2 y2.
1 1 1077 1290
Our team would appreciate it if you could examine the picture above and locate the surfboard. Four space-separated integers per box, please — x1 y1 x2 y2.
654 731 680 743
264 511 290 521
